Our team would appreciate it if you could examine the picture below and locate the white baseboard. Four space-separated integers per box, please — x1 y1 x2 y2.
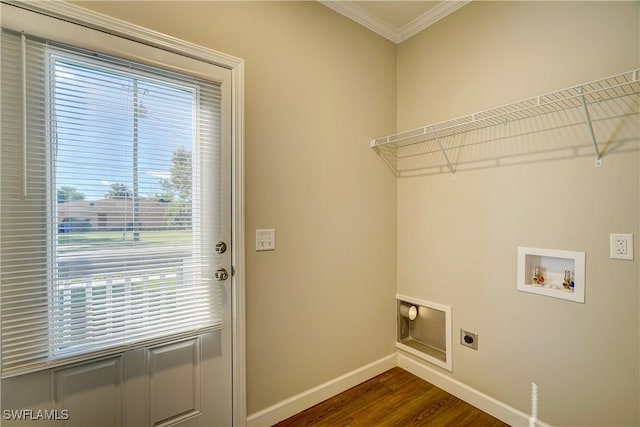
397 353 551 427
246 354 397 427
246 352 551 427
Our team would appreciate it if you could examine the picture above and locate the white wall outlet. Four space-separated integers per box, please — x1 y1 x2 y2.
256 229 275 251
610 233 633 260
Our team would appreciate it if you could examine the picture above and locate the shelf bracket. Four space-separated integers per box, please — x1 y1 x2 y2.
578 86 602 168
433 128 456 176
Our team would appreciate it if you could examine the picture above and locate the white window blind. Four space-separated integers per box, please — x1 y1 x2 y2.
1 30 224 377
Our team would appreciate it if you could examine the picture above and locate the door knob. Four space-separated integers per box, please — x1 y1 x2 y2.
214 268 229 281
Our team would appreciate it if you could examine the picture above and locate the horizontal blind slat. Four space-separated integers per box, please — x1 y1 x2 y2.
1 29 223 377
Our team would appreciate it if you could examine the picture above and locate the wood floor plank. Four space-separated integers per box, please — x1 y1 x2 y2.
274 367 510 427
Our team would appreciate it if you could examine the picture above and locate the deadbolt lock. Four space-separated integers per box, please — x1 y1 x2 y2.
215 242 227 254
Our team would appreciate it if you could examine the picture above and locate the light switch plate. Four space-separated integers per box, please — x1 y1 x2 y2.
256 229 275 251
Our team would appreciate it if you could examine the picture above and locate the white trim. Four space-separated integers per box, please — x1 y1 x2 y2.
231 59 247 427
3 0 242 70
397 353 552 427
2 1 246 423
318 0 470 44
318 1 398 43
397 1 470 43
246 354 397 427
246 352 551 427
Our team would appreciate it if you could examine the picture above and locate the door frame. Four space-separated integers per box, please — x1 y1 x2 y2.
1 1 246 424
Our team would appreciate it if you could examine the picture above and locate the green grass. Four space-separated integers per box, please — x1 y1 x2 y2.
58 230 192 252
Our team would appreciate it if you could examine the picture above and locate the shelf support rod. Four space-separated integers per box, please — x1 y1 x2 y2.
578 86 602 168
433 128 456 176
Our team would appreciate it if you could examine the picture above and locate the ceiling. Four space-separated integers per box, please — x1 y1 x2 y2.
319 1 469 44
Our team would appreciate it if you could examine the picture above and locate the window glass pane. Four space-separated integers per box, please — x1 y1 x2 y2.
49 50 212 356
53 57 195 251
1 30 223 377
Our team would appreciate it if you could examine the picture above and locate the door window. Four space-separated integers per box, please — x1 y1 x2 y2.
1 32 223 377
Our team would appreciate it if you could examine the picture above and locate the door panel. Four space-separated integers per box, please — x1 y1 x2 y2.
1 371 52 427
53 358 124 427
1 331 232 427
148 338 201 426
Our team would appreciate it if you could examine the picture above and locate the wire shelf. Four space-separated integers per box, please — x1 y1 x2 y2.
371 69 640 177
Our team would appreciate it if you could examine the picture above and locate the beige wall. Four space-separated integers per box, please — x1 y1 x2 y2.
70 1 640 424
397 2 639 425
73 0 398 415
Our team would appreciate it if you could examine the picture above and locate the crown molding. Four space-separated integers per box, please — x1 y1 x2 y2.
319 1 399 42
319 1 470 44
397 1 470 43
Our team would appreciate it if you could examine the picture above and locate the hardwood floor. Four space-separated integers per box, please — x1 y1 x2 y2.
274 367 510 427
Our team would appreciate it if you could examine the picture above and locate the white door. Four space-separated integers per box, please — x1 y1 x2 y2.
0 4 237 427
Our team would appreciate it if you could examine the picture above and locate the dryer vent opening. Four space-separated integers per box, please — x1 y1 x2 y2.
396 295 452 371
